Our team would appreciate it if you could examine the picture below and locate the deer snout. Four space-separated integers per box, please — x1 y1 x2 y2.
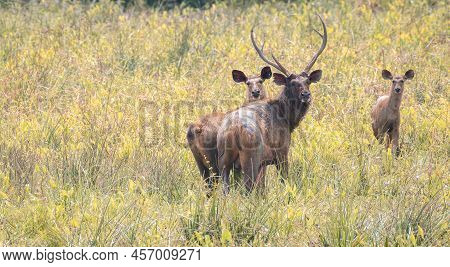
394 87 401 93
301 91 311 102
252 90 261 97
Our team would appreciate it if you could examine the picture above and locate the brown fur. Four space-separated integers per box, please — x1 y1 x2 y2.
217 71 322 194
187 67 272 190
371 69 414 156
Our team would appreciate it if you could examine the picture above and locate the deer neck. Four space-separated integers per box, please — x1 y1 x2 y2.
388 89 403 111
277 90 311 132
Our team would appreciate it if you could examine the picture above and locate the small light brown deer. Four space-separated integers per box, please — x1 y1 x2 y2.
371 69 414 156
187 67 272 190
217 14 327 194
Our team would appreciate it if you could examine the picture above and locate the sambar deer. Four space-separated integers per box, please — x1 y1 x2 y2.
187 67 272 190
217 14 327 194
371 69 414 156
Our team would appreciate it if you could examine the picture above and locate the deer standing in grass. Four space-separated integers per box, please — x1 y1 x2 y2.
187 67 272 190
371 69 414 156
217 15 327 194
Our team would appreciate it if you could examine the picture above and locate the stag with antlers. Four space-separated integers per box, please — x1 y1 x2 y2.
217 15 327 194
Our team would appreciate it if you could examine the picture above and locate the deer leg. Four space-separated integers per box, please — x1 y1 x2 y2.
218 131 239 195
377 134 385 144
255 166 267 193
190 149 212 190
239 152 261 193
276 157 289 184
202 168 213 190
390 128 400 157
372 123 378 139
206 150 220 184
218 151 236 195
233 159 242 182
232 164 242 187
373 123 386 144
375 129 385 144
221 167 231 195
385 130 392 150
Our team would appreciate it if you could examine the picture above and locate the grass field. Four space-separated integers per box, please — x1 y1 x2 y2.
0 0 448 246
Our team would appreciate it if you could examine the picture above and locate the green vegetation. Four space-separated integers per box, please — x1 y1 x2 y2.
0 0 448 246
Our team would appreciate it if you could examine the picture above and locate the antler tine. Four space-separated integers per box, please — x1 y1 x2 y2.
312 29 323 38
303 14 327 74
271 54 289 76
251 26 290 76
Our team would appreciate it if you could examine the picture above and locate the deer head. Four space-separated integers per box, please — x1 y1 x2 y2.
251 14 327 104
232 66 272 101
382 69 414 95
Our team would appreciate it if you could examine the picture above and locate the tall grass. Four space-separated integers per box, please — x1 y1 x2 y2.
0 0 448 246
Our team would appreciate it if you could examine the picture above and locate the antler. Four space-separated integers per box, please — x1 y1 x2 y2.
303 14 327 74
251 26 290 76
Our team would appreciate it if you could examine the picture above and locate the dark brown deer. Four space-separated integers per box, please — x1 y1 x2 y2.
371 69 414 156
217 14 327 194
187 67 272 190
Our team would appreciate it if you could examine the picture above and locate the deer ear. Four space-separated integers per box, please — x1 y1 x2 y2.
404 69 414 80
382 69 393 80
308 70 322 83
260 66 272 80
273 73 287 86
232 70 247 83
